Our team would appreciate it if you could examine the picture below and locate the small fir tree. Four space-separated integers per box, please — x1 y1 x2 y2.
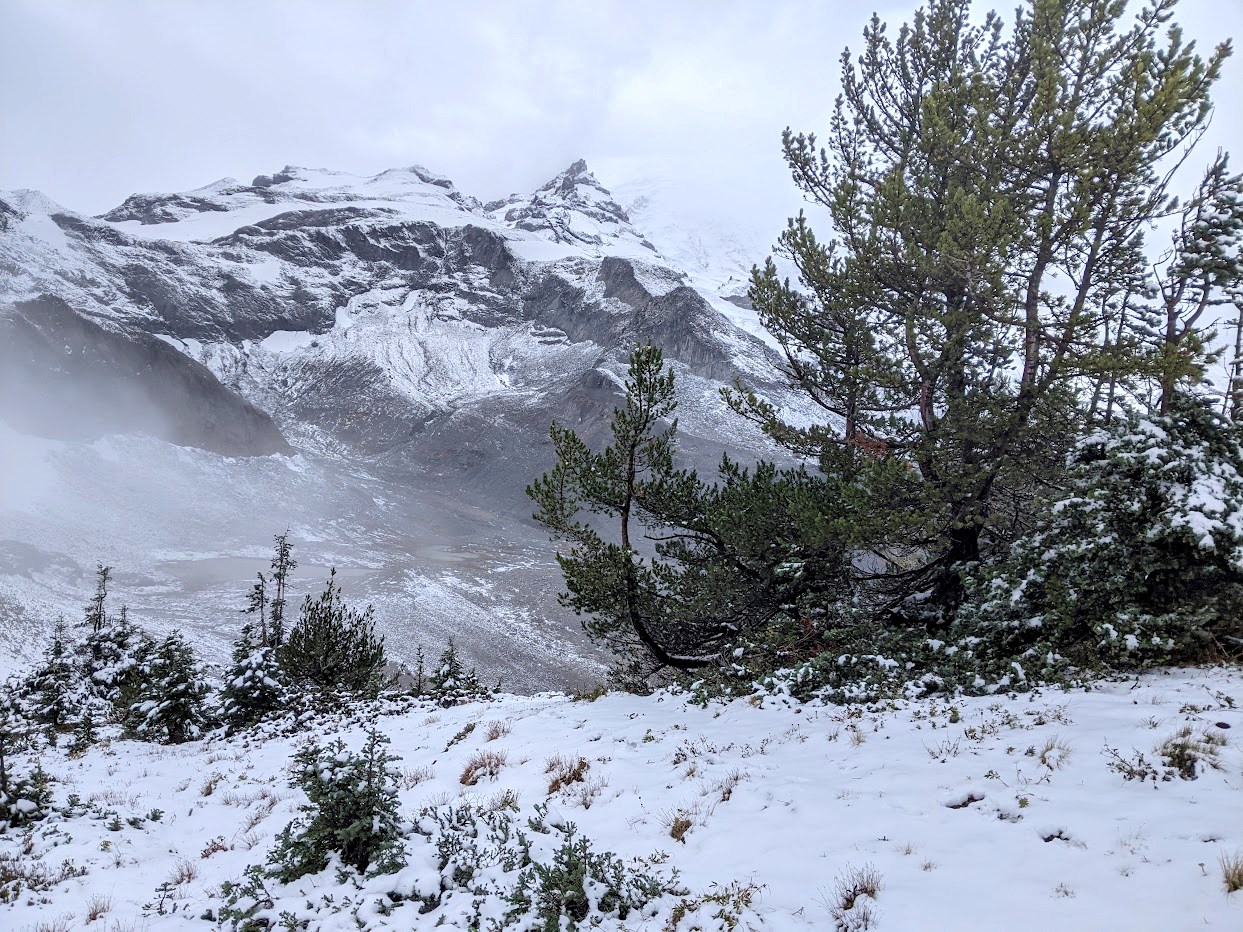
219 623 285 729
128 632 211 744
427 639 490 705
268 532 297 649
269 729 405 880
280 569 387 695
24 619 80 742
0 683 49 832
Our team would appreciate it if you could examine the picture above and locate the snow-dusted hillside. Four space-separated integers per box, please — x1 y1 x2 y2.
0 159 815 685
3 669 1241 930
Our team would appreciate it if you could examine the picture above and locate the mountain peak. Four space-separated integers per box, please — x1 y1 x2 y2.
484 159 657 257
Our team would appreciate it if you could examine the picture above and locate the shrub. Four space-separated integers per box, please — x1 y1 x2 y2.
960 398 1243 678
270 729 405 881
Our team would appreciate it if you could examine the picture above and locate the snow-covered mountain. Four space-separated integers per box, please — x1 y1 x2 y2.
0 159 803 687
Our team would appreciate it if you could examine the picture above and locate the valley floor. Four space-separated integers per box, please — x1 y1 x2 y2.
4 667 1243 930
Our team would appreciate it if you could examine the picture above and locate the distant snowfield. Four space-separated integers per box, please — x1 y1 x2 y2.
5 667 1241 930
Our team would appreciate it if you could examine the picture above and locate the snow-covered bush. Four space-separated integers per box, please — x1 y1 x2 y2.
79 608 154 723
217 783 758 929
959 397 1243 677
0 688 50 833
21 619 85 743
425 638 493 706
218 625 285 729
269 729 405 882
127 632 211 744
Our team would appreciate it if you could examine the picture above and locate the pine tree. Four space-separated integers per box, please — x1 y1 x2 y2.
84 563 110 635
69 709 97 756
129 632 211 744
529 345 897 680
528 345 722 672
268 532 297 649
426 639 490 705
961 395 1243 674
24 619 80 742
280 570 387 695
219 624 285 729
269 729 405 880
731 0 1233 617
0 682 48 832
80 603 153 722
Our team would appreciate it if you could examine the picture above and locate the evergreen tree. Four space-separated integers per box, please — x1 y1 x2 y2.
730 0 1233 617
69 709 98 756
960 396 1243 674
0 682 48 832
280 570 387 695
80 604 153 722
268 531 297 649
128 632 210 744
426 639 490 705
219 623 285 729
528 345 721 672
530 345 898 680
84 563 110 635
24 619 80 742
269 729 405 880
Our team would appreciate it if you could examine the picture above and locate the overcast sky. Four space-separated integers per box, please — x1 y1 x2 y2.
3 0 1241 235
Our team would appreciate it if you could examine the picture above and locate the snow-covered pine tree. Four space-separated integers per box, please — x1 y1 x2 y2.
0 681 49 832
427 639 490 706
76 566 155 722
23 618 81 743
219 623 285 729
267 531 297 649
960 395 1243 677
129 631 211 744
269 729 405 880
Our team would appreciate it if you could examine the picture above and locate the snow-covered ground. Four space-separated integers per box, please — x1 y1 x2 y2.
4 667 1242 930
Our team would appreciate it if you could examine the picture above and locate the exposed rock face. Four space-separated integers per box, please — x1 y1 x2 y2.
0 296 290 456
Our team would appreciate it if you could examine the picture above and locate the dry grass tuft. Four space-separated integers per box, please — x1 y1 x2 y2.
1222 850 1243 894
826 863 882 931
401 765 435 789
483 719 512 741
546 755 590 794
84 893 112 922
460 749 507 785
1039 736 1072 770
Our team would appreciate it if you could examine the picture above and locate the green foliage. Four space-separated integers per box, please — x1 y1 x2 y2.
412 801 693 929
219 625 286 729
280 569 387 695
0 685 50 832
424 639 491 705
127 631 211 744
71 567 159 725
730 0 1233 615
960 397 1243 676
23 619 80 741
269 729 405 881
531 346 915 684
504 822 682 930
